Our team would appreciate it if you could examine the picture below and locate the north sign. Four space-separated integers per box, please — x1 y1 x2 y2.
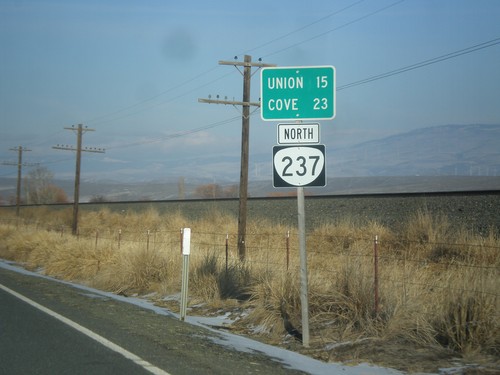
261 66 335 121
277 123 319 145
273 145 326 187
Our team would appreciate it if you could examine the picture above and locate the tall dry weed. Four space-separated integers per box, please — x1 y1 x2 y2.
246 271 302 339
91 244 178 295
42 238 114 281
431 267 499 354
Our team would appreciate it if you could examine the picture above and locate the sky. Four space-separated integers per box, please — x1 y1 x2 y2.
1 0 499 184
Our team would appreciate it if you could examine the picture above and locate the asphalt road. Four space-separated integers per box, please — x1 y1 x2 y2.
0 266 306 375
0 287 152 375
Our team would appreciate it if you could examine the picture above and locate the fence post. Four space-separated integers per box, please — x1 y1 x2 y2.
225 233 229 273
402 247 407 305
374 235 379 317
146 230 150 251
286 230 290 271
95 229 99 250
118 229 122 250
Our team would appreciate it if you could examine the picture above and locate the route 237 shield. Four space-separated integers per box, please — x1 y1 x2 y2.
273 145 326 188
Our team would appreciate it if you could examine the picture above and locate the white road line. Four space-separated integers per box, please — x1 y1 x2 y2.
0 283 171 375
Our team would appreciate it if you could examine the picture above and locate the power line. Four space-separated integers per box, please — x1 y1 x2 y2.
40 157 77 165
242 0 366 55
337 37 500 90
0 171 18 177
263 0 406 58
106 115 241 150
85 66 224 126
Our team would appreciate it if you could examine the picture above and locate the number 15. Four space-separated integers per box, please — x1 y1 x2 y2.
316 76 328 88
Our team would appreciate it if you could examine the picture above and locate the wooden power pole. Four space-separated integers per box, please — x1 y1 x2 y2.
199 55 275 261
3 146 35 216
53 124 104 235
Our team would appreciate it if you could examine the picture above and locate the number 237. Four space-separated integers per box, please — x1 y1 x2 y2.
281 155 320 177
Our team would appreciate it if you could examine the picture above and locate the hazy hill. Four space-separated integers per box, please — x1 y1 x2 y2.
328 124 500 177
1 124 499 201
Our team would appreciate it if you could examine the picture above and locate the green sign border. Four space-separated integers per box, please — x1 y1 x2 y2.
261 66 335 121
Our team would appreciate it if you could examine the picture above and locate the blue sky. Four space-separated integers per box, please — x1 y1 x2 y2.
1 0 499 182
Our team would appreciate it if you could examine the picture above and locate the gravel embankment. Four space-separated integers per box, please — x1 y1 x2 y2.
86 192 500 235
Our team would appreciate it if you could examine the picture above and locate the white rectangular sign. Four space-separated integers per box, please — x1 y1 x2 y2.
277 123 319 144
182 228 191 255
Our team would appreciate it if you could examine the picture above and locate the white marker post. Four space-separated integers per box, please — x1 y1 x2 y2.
180 228 191 321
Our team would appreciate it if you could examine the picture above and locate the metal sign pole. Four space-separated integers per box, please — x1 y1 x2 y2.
180 228 191 321
297 186 310 347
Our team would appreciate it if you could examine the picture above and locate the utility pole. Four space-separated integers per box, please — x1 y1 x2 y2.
199 55 275 261
53 124 104 235
2 146 36 216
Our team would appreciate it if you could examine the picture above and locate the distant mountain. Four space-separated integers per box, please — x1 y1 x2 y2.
1 175 499 202
327 124 500 177
1 124 499 202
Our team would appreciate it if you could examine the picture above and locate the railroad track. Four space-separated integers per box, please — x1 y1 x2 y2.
7 190 500 234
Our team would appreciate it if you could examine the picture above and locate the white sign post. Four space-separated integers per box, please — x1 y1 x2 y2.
180 228 191 321
296 186 309 347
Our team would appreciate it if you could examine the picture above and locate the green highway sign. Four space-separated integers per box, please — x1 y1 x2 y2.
261 66 335 121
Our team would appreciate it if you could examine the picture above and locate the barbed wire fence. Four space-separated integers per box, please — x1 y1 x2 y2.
1 216 498 304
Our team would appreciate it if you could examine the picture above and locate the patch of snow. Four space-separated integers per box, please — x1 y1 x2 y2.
324 338 372 351
438 364 486 374
79 292 109 300
249 324 269 335
162 293 181 302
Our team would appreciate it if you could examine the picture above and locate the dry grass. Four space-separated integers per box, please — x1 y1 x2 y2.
0 206 498 361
